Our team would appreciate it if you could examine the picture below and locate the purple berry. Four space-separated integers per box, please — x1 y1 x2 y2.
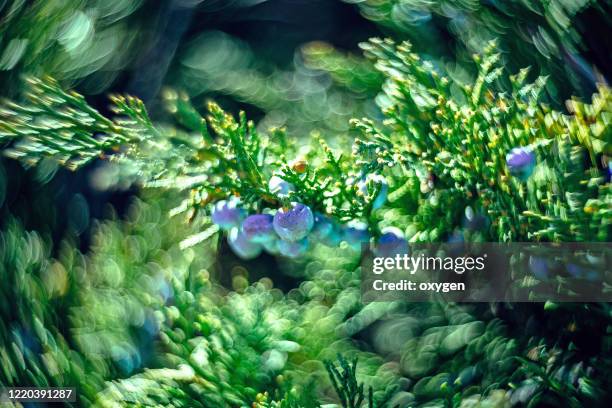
375 227 409 257
358 174 388 210
241 214 277 243
273 203 314 242
277 238 309 258
506 147 536 181
228 227 262 259
211 197 246 230
269 175 295 197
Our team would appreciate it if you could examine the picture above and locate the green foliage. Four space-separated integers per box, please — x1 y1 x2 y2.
354 38 610 242
302 42 384 97
0 194 208 404
0 79 387 232
0 220 100 401
2 37 610 245
326 354 374 408
346 0 606 101
252 378 321 408
0 77 144 169
0 195 391 407
0 0 146 96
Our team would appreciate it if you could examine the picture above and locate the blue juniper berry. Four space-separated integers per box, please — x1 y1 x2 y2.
228 227 263 259
211 197 246 230
375 226 409 257
565 263 599 281
273 203 314 242
566 263 585 278
241 214 277 243
506 147 536 180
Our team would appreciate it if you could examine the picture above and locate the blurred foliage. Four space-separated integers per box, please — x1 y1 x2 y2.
172 30 382 139
0 0 151 96
0 0 611 407
2 203 610 406
344 0 609 103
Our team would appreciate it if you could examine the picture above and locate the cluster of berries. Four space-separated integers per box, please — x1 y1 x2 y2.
212 198 345 259
506 147 536 181
210 175 408 259
211 145 543 260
